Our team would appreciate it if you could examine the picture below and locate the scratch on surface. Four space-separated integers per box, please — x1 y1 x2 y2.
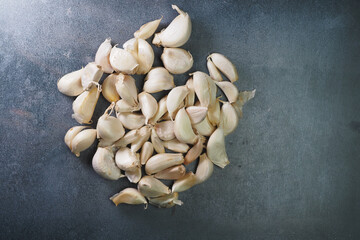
66 7 72 17
63 50 71 58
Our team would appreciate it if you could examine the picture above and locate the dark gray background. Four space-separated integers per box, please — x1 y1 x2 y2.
0 0 359 239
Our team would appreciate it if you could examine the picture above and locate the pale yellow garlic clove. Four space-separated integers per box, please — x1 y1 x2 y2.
207 128 229 168
96 105 125 145
72 86 100 124
148 192 183 208
191 71 213 108
118 112 145 130
152 5 191 48
115 147 140 171
195 153 214 184
155 120 175 141
57 69 84 96
172 172 196 193
110 188 147 206
92 147 124 180
140 141 154 165
166 86 189 120
207 58 222 82
193 116 216 137
143 67 175 93
123 38 154 74
113 129 139 148
134 17 162 39
148 96 167 124
145 153 184 175
184 77 195 107
64 126 87 150
110 45 139 74
154 165 186 180
184 136 205 165
161 48 193 74
151 128 165 154
219 102 239 136
185 106 208 125
115 73 138 107
131 125 151 153
102 74 120 103
207 98 221 126
138 92 158 124
115 99 141 114
232 89 256 118
208 53 238 82
81 62 103 90
95 38 114 74
174 108 197 144
162 139 190 153
125 166 142 183
70 128 96 157
138 176 171 197
215 81 239 103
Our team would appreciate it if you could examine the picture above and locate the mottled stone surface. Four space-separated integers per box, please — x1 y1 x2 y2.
0 0 359 239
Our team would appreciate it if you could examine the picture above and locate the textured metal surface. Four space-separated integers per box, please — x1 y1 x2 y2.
0 0 360 239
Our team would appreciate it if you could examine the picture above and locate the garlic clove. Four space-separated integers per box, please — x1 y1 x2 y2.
140 141 154 165
161 48 193 74
207 128 229 168
148 192 183 208
195 153 214 184
81 62 103 90
154 165 186 180
174 108 197 144
125 166 142 183
92 147 124 180
151 128 165 154
184 136 205 165
71 129 97 157
148 96 167 124
166 86 189 120
131 125 151 153
138 92 158 124
113 129 139 148
115 147 140 171
233 89 256 118
115 99 141 114
193 116 216 137
134 17 162 40
184 77 195 107
185 106 208 124
95 38 114 74
96 108 125 145
110 45 139 74
207 98 221 126
143 67 175 93
138 176 171 198
191 71 213 108
152 5 191 48
145 153 184 175
110 188 147 206
102 74 120 103
208 53 238 82
155 120 175 141
162 139 190 153
115 73 138 107
123 38 154 74
219 102 239 136
215 81 239 103
64 126 87 150
207 58 222 82
57 69 84 96
118 112 145 130
72 86 100 124
172 172 196 193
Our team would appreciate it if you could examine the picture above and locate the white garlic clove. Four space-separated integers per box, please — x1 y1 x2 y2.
72 86 100 124
219 102 239 136
110 45 139 74
207 58 222 82
115 99 141 115
191 71 214 108
185 106 208 125
115 147 140 171
207 98 221 126
57 69 84 96
174 108 197 144
113 129 139 148
64 126 87 150
151 128 165 154
193 116 216 137
95 38 114 74
118 112 145 130
96 107 125 144
208 53 238 82
125 166 142 183
143 67 175 93
92 147 124 180
184 136 205 165
166 86 189 120
232 89 256 118
145 153 184 175
184 77 195 107
152 5 191 48
115 73 138 107
110 188 147 206
70 128 97 157
138 92 158 124
154 165 186 180
131 125 151 153
148 192 183 208
123 38 154 74
148 96 167 124
207 128 229 168
134 17 162 40
81 62 103 90
140 141 154 165
161 48 193 74
162 139 190 153
172 172 196 193
102 74 120 103
195 153 214 184
155 120 175 141
138 176 171 198
215 81 239 103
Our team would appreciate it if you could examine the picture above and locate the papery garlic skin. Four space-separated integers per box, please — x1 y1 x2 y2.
70 128 96 157
207 98 221 127
123 38 154 74
125 166 142 183
115 74 138 107
134 17 162 40
174 108 197 144
184 77 195 107
110 188 147 206
195 153 214 184
172 172 196 193
185 106 208 125
72 86 100 124
131 126 151 153
220 102 239 136
233 89 256 118
138 176 171 198
92 147 124 180
151 128 165 154
207 128 229 168
110 46 139 74
143 67 175 93
64 126 87 150
97 114 125 145
115 147 140 171
193 116 216 137
215 81 238 103
208 53 238 82
81 62 103 90
155 121 175 141
167 86 189 120
162 139 190 153
154 165 186 180
192 71 213 108
148 192 183 208
184 136 205 165
115 99 140 114
102 74 120 103
161 48 193 74
145 153 184 175
138 92 158 124
207 58 222 82
57 69 84 96
95 38 114 74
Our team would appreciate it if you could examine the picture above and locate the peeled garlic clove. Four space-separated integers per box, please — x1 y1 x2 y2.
95 38 114 74
92 147 124 180
110 188 147 206
143 67 175 93
155 120 175 141
148 192 183 208
184 77 195 107
125 166 142 183
154 165 186 180
110 46 139 74
207 128 229 168
215 81 238 103
193 116 216 137
140 141 154 165
123 38 154 75
115 74 138 107
161 48 193 74
192 71 213 108
153 5 191 47
134 17 162 39
172 172 196 193
115 147 140 171
57 69 84 96
148 96 167 124
233 89 256 118
118 112 145 130
72 86 100 124
208 53 238 82
184 136 205 165
166 86 189 120
220 102 239 136
151 128 165 154
97 114 125 145
174 108 197 144
138 176 171 198
138 92 158 124
145 153 184 175
131 126 151 153
207 58 222 82
64 126 87 150
102 74 120 103
81 62 103 90
113 129 139 147
162 139 189 153
185 106 208 124
70 128 96 157
207 98 221 126
195 153 214 184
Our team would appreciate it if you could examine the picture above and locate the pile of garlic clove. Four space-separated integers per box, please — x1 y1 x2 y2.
57 4 255 209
